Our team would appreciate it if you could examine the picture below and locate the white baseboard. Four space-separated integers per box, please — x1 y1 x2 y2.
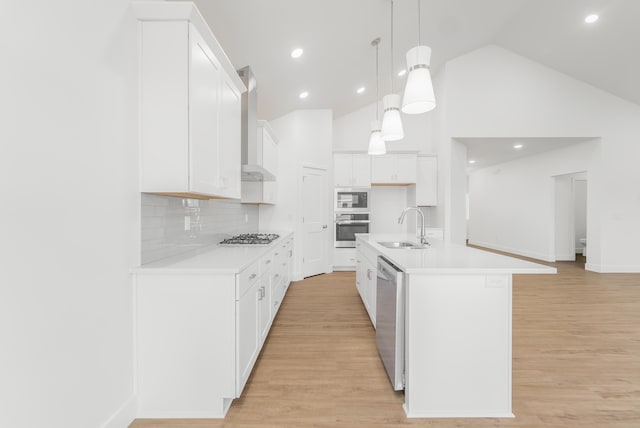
332 266 355 272
586 263 640 273
100 395 137 428
555 253 576 261
467 240 554 262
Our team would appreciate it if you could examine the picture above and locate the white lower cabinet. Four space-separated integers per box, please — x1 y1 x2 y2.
333 248 356 271
134 235 294 418
237 277 260 393
355 239 377 327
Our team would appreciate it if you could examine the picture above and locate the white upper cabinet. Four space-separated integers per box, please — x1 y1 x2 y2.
333 153 371 187
371 154 417 184
135 3 245 200
257 121 278 178
242 121 278 204
218 70 242 198
416 156 438 206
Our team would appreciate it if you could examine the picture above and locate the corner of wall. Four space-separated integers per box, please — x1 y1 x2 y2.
100 395 137 428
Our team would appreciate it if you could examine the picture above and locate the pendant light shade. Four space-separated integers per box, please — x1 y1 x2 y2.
368 120 386 155
381 94 404 141
402 45 436 114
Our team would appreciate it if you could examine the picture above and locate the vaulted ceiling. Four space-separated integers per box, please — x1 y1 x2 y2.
187 0 639 121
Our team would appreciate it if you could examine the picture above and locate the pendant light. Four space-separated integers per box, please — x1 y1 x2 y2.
401 0 436 114
381 0 404 141
368 38 386 155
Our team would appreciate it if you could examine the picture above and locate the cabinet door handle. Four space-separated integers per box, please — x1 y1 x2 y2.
249 273 257 280
367 269 373 280
266 260 271 264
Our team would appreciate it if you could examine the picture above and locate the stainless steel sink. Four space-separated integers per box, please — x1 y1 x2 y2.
377 241 425 249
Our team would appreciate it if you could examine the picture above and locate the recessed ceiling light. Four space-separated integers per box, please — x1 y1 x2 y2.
468 160 476 164
513 144 523 149
291 48 304 58
397 69 407 77
299 91 309 99
357 87 366 94
585 14 599 24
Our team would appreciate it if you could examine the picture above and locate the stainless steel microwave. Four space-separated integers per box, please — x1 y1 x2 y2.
334 188 369 211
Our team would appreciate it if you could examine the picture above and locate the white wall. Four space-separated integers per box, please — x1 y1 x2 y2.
468 142 598 262
333 101 433 153
0 1 138 427
141 194 259 264
261 109 333 279
441 45 640 272
369 187 410 234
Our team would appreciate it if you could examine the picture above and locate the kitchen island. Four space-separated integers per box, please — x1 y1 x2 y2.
355 233 556 418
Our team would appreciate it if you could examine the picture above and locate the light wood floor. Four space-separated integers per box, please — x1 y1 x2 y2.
131 254 640 428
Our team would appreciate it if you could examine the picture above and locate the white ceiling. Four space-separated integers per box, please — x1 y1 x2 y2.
188 0 640 121
458 137 594 172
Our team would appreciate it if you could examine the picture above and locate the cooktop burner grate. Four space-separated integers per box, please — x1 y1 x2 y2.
219 233 280 246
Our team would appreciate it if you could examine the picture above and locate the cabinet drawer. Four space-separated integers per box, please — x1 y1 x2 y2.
260 251 275 275
356 240 378 266
238 261 260 298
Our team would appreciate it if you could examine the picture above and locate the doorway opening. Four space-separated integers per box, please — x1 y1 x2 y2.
553 171 588 267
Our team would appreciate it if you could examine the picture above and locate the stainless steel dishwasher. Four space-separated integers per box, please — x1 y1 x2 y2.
376 256 405 390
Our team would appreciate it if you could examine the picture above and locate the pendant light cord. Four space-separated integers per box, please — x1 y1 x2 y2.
376 40 380 120
418 0 421 45
390 0 394 93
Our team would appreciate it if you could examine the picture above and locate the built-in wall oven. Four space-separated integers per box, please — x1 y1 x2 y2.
334 212 370 248
335 188 370 211
334 188 370 248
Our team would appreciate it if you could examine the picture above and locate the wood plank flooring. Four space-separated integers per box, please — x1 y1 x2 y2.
130 255 640 428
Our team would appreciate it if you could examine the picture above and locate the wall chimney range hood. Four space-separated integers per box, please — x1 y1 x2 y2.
238 66 275 182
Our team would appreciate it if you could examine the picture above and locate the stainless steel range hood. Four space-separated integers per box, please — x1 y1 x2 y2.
238 66 275 182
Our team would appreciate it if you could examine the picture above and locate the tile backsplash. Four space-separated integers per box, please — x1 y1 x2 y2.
141 193 259 264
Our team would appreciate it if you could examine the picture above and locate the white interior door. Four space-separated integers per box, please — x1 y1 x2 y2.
302 166 328 277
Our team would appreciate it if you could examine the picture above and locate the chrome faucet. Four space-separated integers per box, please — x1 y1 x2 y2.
398 206 429 246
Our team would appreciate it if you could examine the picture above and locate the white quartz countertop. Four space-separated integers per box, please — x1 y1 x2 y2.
132 231 293 275
357 234 556 275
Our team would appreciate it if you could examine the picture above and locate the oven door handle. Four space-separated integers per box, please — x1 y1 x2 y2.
335 220 371 224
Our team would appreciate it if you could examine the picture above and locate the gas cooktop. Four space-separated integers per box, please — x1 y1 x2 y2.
219 233 280 246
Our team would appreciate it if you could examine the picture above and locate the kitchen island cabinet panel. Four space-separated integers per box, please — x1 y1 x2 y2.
354 233 554 418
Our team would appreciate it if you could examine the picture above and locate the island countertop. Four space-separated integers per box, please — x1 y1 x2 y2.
356 233 556 275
